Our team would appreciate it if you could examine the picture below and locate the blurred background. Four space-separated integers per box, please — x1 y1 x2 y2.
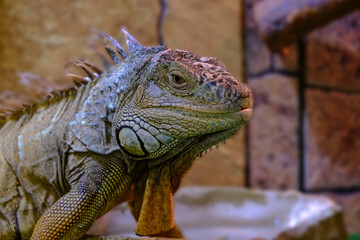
0 0 359 237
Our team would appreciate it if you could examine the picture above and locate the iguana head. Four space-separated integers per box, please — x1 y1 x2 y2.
111 32 252 164
66 30 252 236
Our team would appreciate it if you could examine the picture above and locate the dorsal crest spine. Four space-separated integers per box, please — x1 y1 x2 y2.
121 28 143 54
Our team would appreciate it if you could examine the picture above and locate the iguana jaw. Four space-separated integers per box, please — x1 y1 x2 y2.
194 109 251 154
115 78 252 161
116 103 251 165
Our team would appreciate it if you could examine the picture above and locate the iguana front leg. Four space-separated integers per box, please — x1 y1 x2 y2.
31 153 131 240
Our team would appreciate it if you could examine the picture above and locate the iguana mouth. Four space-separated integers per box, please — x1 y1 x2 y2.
146 99 251 114
143 90 253 122
234 107 252 122
153 104 252 123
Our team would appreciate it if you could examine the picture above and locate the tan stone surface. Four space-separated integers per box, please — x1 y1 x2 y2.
0 0 160 93
305 89 360 190
327 192 360 233
182 129 246 186
248 73 299 190
163 0 242 81
163 0 246 187
307 11 360 92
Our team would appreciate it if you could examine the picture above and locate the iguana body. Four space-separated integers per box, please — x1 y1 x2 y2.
0 30 252 239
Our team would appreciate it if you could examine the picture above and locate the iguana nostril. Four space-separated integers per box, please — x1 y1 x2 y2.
224 85 236 101
236 90 253 110
239 84 252 98
224 83 253 110
241 91 250 98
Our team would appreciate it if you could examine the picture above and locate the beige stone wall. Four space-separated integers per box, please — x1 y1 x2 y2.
0 0 160 92
0 1 245 186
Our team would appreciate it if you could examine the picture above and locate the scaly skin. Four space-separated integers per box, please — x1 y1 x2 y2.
0 29 252 239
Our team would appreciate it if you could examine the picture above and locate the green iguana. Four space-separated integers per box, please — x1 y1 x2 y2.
0 29 252 239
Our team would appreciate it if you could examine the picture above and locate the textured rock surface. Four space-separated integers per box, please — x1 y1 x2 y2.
253 0 360 51
307 11 360 92
248 74 299 190
305 89 360 190
88 187 347 240
275 211 347 240
86 237 178 240
246 0 298 75
246 0 271 75
327 192 360 233
273 44 299 72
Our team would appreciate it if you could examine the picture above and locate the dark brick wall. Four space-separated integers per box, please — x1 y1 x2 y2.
246 0 360 232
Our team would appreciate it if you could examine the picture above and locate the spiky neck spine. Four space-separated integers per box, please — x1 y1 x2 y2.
68 41 167 157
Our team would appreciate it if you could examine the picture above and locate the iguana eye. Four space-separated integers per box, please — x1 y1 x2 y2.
169 70 189 90
166 67 197 94
171 74 186 85
172 75 185 84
